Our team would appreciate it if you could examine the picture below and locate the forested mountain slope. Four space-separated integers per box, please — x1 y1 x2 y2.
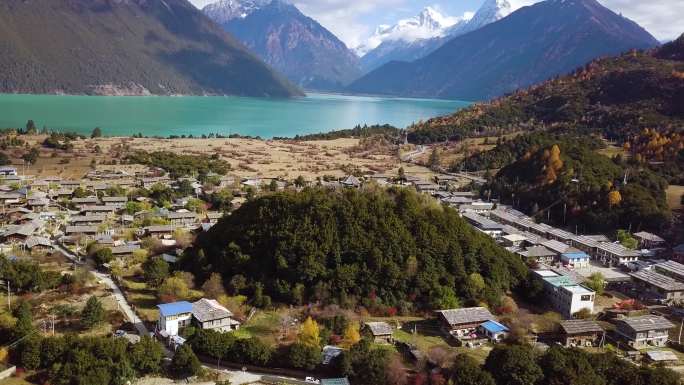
408 33 684 144
0 0 302 96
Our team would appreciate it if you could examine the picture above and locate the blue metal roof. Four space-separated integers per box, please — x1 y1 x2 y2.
157 301 192 317
562 252 590 260
480 320 509 333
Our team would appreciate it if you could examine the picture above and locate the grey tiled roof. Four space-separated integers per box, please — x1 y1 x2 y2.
65 225 98 234
192 298 233 323
630 270 684 292
364 322 393 336
436 307 494 326
560 320 604 335
618 315 675 332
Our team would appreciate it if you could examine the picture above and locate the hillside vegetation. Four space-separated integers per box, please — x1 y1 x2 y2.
182 188 528 312
408 34 684 144
0 0 301 97
483 135 671 233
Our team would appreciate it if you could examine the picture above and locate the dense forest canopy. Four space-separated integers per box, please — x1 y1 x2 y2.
457 132 605 172
407 34 684 145
485 136 671 233
182 188 528 311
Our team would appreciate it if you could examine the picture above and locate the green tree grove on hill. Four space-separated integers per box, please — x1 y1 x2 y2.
183 188 527 311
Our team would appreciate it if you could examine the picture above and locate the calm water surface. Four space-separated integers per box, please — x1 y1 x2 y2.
0 93 470 138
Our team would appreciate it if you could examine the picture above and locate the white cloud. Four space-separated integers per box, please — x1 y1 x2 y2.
599 0 684 41
294 0 406 48
507 0 683 41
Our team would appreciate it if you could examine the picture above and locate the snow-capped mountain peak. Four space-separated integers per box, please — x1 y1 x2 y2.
202 0 273 24
354 7 465 57
468 0 512 29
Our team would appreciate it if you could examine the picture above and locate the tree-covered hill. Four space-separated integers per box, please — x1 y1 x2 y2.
407 33 684 144
182 188 528 311
0 0 302 97
486 137 671 233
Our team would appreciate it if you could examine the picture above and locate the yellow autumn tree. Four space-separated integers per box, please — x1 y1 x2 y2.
340 322 361 349
608 190 622 207
541 144 563 185
298 317 320 348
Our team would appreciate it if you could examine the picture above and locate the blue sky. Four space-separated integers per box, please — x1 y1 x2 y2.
190 0 683 48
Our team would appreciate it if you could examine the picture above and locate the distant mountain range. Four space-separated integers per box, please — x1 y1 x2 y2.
348 0 660 101
407 33 684 144
357 0 511 73
0 0 301 97
203 0 360 91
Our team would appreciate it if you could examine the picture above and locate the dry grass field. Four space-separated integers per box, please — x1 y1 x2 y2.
8 135 434 181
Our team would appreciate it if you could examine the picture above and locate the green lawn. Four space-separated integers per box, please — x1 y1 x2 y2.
120 277 158 322
236 310 283 346
394 329 450 351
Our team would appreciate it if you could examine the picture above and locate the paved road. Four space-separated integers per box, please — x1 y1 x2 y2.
54 243 307 383
53 243 149 336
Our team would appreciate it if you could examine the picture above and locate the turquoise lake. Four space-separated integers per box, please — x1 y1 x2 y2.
0 93 470 138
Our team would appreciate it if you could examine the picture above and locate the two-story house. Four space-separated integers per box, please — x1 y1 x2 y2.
615 315 674 349
157 301 193 336
191 298 240 332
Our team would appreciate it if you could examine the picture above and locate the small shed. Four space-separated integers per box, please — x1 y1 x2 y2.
478 320 509 342
644 350 678 365
362 322 394 344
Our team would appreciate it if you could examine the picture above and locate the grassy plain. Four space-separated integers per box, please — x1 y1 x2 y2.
9 135 434 181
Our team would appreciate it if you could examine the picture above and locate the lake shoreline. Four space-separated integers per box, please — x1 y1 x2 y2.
0 93 470 139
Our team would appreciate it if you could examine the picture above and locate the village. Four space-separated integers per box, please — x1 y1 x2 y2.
0 141 683 385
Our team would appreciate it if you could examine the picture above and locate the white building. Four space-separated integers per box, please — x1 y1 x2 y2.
157 301 193 336
533 270 595 318
0 167 17 176
157 299 241 336
595 242 639 267
560 251 591 268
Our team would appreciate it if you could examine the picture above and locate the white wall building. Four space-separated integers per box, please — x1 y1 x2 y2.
157 301 193 336
533 270 595 318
